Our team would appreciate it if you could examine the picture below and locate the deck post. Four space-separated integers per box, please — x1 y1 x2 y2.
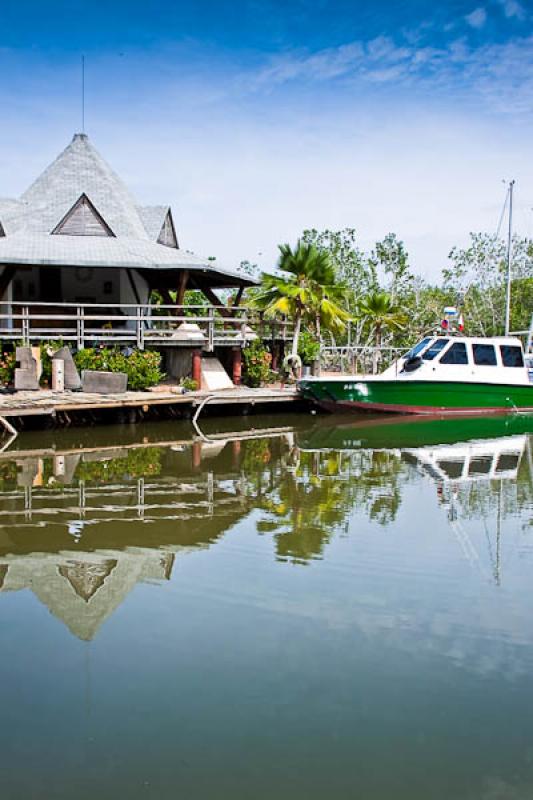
232 346 242 386
192 349 202 388
208 306 215 352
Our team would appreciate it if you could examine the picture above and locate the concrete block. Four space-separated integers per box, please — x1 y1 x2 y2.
52 359 64 392
81 370 128 394
14 368 39 390
201 357 233 390
52 346 81 390
14 346 41 391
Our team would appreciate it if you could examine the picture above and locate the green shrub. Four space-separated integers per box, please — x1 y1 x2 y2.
74 347 164 390
180 377 198 392
0 346 16 387
298 330 321 366
242 340 273 387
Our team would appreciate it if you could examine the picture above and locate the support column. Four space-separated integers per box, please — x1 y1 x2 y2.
176 270 189 306
232 347 242 386
192 349 202 388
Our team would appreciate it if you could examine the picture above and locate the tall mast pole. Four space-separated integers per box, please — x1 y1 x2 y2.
504 179 515 336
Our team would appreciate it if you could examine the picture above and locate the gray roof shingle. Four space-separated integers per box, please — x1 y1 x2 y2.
0 134 255 286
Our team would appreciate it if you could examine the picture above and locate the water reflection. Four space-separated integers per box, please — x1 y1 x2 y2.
0 415 532 642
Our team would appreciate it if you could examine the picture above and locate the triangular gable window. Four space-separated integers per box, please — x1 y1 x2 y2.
157 210 178 248
52 194 114 237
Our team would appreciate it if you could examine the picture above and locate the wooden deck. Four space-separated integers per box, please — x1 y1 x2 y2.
0 385 301 426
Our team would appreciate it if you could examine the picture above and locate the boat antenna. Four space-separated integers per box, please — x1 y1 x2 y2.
504 179 515 336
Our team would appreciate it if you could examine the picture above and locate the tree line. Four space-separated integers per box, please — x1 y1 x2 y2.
251 228 533 357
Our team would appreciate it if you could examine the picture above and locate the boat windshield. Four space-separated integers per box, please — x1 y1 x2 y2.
422 339 449 360
404 337 433 359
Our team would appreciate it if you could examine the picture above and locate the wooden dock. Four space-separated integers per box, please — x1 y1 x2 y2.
0 386 302 430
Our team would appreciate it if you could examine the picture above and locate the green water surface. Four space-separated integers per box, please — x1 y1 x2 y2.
1 413 533 799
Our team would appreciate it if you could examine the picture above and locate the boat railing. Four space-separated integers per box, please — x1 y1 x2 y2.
320 344 404 375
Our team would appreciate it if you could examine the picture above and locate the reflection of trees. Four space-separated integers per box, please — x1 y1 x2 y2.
245 447 408 565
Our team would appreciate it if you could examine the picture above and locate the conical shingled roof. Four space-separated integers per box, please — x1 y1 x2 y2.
0 134 256 286
21 133 151 239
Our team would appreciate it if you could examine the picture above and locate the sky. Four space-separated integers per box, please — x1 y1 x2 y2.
1 0 533 280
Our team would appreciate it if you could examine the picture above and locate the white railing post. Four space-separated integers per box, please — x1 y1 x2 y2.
208 306 215 352
22 306 29 345
136 305 144 349
76 307 83 349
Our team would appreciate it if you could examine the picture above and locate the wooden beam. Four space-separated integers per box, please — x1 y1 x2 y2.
0 266 15 299
176 270 189 306
232 286 244 308
197 285 232 318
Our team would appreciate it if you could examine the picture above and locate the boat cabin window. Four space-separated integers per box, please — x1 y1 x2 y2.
500 345 524 367
468 456 493 476
436 459 464 479
472 344 497 366
496 453 520 472
422 339 449 360
405 337 432 359
439 342 469 365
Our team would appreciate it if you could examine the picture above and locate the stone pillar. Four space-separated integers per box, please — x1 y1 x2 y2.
192 349 202 389
232 347 242 386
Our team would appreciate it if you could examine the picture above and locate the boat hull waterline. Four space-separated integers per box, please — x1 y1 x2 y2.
298 378 533 415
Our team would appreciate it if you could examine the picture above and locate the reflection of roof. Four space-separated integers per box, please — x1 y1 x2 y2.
0 133 254 286
0 549 177 641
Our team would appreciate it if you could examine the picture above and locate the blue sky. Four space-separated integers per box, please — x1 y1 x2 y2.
1 0 533 278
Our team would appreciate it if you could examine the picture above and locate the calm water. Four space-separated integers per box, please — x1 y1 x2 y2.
1 412 533 800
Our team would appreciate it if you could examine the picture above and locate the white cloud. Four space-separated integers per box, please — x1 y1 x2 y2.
465 7 488 28
497 0 526 20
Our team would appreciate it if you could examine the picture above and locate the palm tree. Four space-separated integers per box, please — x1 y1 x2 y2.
254 241 349 358
357 291 407 373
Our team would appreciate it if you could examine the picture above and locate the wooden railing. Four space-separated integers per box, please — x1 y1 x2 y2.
0 302 293 350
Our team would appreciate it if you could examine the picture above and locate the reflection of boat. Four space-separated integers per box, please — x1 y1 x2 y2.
297 412 533 452
402 435 527 483
299 335 533 415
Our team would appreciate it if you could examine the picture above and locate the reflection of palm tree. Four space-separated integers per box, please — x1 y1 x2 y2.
255 449 408 564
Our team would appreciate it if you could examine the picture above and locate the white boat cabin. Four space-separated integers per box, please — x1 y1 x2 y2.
381 336 532 385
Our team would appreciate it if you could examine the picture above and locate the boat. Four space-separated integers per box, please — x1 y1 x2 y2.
296 412 533 451
298 334 533 415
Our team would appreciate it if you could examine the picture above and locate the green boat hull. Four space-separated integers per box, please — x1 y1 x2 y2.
298 378 533 415
297 413 533 451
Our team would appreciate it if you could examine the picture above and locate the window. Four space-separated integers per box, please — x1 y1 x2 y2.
472 344 497 366
405 337 432 359
500 345 524 368
423 339 449 360
468 456 492 476
437 460 464 479
440 342 468 365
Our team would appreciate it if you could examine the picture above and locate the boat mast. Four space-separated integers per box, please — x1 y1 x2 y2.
504 179 515 336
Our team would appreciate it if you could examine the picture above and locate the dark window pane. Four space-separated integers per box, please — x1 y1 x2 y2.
500 345 524 367
423 339 449 361
468 456 492 476
472 344 497 366
440 342 469 365
496 454 520 472
405 337 432 359
437 460 464 479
